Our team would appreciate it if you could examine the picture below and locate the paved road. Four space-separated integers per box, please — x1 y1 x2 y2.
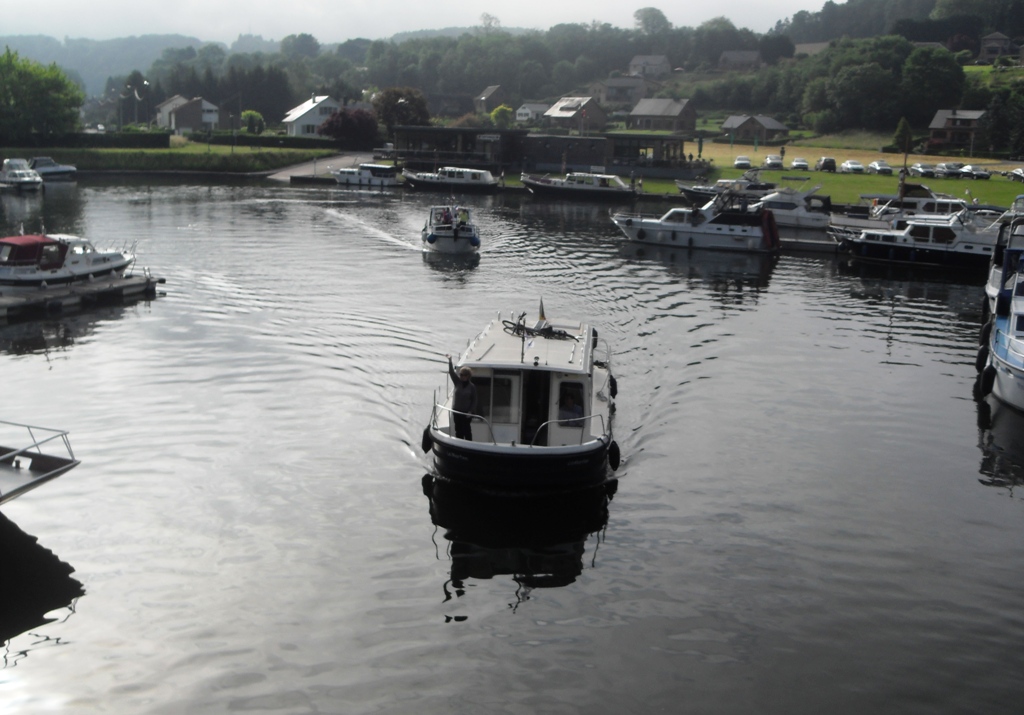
267 152 374 181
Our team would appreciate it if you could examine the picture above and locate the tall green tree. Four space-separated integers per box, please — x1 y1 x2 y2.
372 87 429 138
899 46 964 126
0 48 83 141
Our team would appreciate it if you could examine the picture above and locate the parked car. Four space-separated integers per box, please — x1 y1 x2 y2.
734 155 752 169
867 160 893 175
840 159 865 173
959 164 991 180
790 157 809 170
815 157 836 172
934 162 964 178
1010 167 1024 183
762 154 783 169
909 163 935 178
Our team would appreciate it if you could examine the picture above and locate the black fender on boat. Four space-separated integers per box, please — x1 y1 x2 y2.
421 426 432 454
980 320 992 346
981 365 996 396
608 440 620 471
976 344 989 373
609 375 618 399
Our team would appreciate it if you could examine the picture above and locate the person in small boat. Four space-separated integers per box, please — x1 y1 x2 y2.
446 355 477 440
559 392 584 425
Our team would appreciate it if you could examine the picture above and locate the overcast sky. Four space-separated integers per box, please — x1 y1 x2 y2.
3 1 820 43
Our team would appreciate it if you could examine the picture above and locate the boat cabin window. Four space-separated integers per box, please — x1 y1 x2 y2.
0 245 11 262
558 382 585 427
910 225 932 242
931 226 956 244
40 244 62 267
1016 315 1024 334
475 371 520 424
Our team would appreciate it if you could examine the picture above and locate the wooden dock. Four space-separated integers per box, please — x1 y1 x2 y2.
0 272 165 320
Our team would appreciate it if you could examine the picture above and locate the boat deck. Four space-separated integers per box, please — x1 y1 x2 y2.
0 271 164 319
0 421 80 506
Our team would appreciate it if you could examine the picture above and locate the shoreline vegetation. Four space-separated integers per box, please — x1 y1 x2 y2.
4 133 1023 206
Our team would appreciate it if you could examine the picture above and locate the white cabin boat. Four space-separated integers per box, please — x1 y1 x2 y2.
0 233 136 291
0 159 43 192
610 193 780 253
0 419 79 505
422 205 480 254
520 172 636 200
750 185 831 230
978 217 1024 411
830 183 969 234
423 306 620 488
329 163 398 188
402 166 499 193
832 210 1000 270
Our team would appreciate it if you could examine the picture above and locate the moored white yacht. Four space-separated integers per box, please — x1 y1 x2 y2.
402 166 499 192
0 159 43 192
610 193 780 253
329 163 398 188
520 171 636 200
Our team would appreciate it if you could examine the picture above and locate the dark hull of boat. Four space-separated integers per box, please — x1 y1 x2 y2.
523 180 635 201
840 240 992 270
403 176 498 193
430 435 611 489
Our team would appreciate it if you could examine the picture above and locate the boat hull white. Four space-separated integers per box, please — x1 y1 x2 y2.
612 212 779 253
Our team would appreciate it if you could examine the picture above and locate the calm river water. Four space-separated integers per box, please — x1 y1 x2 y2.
1 179 1023 714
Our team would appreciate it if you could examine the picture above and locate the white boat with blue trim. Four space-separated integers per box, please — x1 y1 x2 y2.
978 217 1024 412
422 303 620 488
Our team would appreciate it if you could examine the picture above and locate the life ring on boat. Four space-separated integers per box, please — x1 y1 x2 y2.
975 344 989 373
979 320 992 346
980 365 996 396
609 375 618 399
421 426 432 454
608 441 620 471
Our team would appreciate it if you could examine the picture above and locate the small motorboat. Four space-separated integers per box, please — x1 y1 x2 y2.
421 204 480 254
977 217 1024 412
0 233 136 291
28 157 77 182
0 419 80 506
329 163 398 188
675 170 775 205
0 159 43 192
402 166 499 193
520 171 636 200
422 303 620 488
610 192 780 253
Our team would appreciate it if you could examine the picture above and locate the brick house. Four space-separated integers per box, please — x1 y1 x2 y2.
628 98 696 132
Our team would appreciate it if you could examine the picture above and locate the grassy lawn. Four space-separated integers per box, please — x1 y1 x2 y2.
1 139 339 173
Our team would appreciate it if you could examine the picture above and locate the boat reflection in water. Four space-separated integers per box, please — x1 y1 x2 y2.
421 249 480 275
975 397 1024 495
422 475 617 614
0 513 84 658
619 241 777 291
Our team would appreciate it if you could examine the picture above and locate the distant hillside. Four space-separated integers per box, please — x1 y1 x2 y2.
391 26 534 42
0 34 212 96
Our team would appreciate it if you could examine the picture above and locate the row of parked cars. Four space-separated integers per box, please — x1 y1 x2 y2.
733 154 1022 181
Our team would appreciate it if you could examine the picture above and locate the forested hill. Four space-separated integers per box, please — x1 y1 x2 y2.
0 34 208 96
776 0 1024 43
